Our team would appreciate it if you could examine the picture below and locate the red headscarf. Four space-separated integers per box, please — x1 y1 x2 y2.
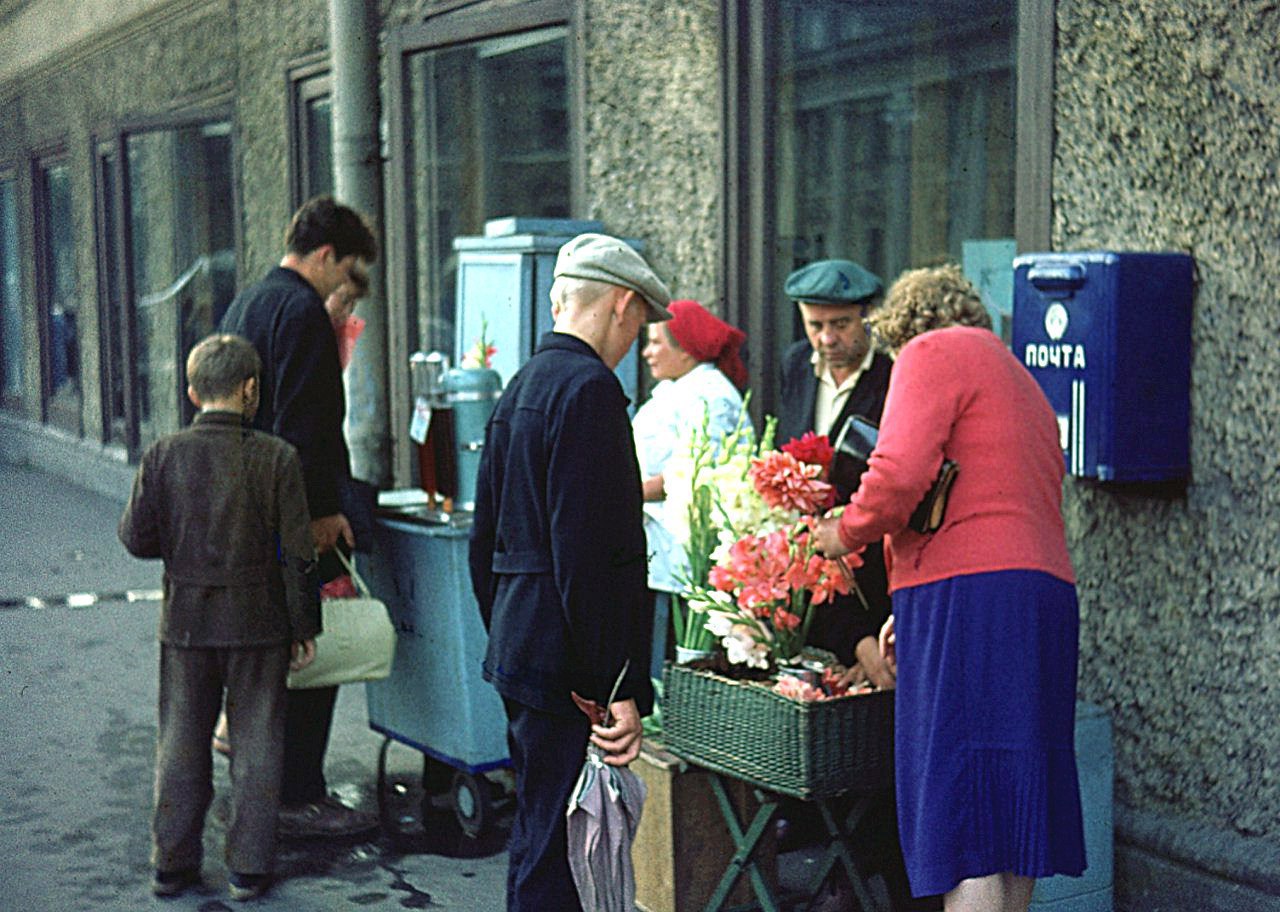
666 300 749 392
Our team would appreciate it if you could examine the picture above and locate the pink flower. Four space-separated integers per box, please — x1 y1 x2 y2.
773 674 827 702
749 451 836 514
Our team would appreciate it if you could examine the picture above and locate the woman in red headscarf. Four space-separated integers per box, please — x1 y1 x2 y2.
632 300 751 671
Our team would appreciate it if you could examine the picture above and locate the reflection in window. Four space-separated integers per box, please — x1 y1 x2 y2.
125 121 235 446
0 176 22 409
405 26 570 354
305 94 334 201
38 159 80 431
771 0 1014 348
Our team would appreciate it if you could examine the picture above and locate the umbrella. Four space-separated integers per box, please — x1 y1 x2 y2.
566 662 648 912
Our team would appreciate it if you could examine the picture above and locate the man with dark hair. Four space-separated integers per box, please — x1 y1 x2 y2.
218 196 378 838
121 333 318 902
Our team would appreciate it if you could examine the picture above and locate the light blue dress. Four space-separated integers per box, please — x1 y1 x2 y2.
631 362 750 593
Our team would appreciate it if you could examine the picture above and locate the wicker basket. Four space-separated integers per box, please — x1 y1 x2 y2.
660 663 894 799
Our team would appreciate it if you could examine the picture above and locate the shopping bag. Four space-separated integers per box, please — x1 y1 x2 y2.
287 548 396 689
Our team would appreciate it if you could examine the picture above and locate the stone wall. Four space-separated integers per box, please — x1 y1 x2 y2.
1055 0 1280 839
579 0 722 307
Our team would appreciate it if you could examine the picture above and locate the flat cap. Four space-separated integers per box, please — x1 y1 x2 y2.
554 233 673 322
784 259 883 307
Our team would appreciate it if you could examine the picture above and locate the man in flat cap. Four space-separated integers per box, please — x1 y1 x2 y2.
777 257 893 683
776 260 933 910
469 233 667 912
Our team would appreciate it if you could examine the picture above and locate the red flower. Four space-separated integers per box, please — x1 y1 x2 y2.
781 432 834 471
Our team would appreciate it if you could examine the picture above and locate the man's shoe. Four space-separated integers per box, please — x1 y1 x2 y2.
228 871 270 902
277 794 379 839
151 867 201 897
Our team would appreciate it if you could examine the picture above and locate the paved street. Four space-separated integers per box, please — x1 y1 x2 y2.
0 461 508 911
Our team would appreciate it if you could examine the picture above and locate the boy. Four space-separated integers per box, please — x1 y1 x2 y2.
119 333 320 902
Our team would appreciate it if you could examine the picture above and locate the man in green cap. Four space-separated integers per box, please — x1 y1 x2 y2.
776 259 936 911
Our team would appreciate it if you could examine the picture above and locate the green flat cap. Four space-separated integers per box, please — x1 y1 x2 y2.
554 233 673 322
784 259 883 307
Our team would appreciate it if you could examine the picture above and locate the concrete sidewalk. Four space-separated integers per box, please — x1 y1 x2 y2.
0 461 508 911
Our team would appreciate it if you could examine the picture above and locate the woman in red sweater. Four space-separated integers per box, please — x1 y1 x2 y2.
815 264 1085 912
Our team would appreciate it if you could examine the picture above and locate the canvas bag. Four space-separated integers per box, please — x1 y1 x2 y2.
287 548 396 690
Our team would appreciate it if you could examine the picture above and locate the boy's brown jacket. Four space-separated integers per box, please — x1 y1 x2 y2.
119 410 321 646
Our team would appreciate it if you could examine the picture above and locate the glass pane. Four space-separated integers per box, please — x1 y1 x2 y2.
771 0 1015 358
98 149 126 437
39 161 79 426
126 121 236 446
305 94 334 200
406 26 569 355
0 176 22 408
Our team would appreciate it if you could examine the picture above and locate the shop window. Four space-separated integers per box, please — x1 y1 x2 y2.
392 18 570 356
724 0 1051 411
289 63 334 208
386 2 574 479
34 154 80 433
96 117 237 457
0 173 23 412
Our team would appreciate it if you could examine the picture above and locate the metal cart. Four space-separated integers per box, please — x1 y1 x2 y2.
363 508 511 838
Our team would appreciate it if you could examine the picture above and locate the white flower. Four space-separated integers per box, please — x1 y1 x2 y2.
722 624 771 669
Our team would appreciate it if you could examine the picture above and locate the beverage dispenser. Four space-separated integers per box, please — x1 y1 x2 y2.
408 351 456 511
442 365 502 512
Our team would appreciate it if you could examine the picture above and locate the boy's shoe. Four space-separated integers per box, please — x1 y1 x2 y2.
277 795 379 838
228 871 271 902
151 867 201 897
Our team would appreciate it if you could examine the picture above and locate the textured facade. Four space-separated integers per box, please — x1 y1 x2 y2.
1055 0 1280 840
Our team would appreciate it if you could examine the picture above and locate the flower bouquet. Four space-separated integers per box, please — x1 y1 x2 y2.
459 317 497 369
659 422 895 797
678 419 861 671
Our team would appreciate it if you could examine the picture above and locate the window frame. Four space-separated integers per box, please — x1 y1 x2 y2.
287 53 335 211
720 0 1054 417
92 106 242 461
383 0 582 484
31 144 81 435
0 164 25 415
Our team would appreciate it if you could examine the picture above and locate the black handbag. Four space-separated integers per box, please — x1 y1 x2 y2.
829 414 959 534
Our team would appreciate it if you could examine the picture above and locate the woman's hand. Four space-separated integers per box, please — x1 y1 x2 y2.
855 634 896 688
813 514 851 558
642 474 666 502
878 616 897 677
591 698 643 766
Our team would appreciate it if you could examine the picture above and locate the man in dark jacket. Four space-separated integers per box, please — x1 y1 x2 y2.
218 196 378 838
778 259 938 910
469 233 670 912
777 258 894 682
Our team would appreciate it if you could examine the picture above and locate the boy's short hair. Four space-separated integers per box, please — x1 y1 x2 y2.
284 196 378 264
187 334 261 402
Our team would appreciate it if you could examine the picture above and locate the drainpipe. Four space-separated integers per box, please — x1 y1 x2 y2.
330 0 389 486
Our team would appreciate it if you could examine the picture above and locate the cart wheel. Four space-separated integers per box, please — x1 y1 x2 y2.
451 771 490 839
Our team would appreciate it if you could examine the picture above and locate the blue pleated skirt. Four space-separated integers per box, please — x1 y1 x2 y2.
893 569 1086 897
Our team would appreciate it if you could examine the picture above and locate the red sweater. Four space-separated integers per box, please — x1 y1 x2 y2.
837 326 1075 592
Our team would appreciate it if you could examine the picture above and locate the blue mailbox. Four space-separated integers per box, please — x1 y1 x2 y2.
1012 252 1194 482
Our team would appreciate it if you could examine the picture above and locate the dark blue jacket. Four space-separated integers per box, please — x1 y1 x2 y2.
219 267 350 519
775 338 894 446
469 333 654 717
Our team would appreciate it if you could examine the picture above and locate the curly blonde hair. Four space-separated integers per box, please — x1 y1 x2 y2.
867 263 991 351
